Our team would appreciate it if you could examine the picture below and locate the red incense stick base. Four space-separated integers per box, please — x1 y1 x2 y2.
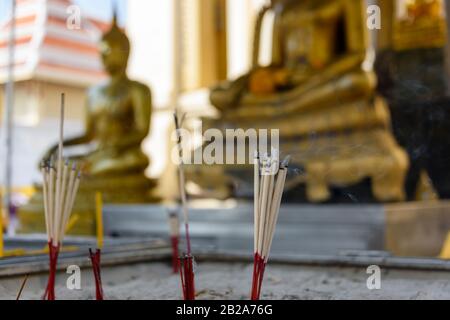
43 242 60 300
171 236 180 274
250 253 267 300
89 249 104 300
179 254 195 300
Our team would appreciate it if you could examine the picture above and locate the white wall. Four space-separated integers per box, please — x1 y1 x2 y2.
126 0 176 183
226 0 272 79
226 0 252 79
127 0 175 109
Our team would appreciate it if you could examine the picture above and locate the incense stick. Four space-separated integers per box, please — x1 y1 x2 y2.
0 209 3 258
60 163 77 241
173 113 195 300
41 164 50 242
53 94 65 246
168 212 180 274
48 162 55 243
88 193 105 301
174 114 191 254
42 94 82 301
16 274 29 301
253 152 259 255
264 159 288 261
251 152 289 300
89 248 104 300
61 172 81 241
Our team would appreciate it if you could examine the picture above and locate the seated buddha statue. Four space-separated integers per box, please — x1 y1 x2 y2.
212 0 379 120
42 16 150 178
188 0 409 203
19 15 159 235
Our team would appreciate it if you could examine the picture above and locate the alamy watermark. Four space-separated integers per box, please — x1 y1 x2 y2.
171 123 280 167
66 265 81 290
367 5 381 30
366 265 381 290
66 5 81 30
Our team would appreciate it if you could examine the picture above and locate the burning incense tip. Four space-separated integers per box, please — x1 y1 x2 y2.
281 155 291 168
173 113 180 130
168 212 180 236
174 112 187 130
41 161 49 170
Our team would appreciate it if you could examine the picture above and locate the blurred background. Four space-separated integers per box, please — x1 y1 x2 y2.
1 0 450 258
0 0 276 189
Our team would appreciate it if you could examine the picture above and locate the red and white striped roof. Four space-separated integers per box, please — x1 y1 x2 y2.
0 0 108 87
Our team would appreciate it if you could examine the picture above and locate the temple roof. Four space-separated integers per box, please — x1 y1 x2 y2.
0 0 107 87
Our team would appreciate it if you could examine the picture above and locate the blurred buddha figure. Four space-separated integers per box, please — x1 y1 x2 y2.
406 0 442 22
20 14 158 235
392 0 446 51
43 15 151 178
212 0 382 120
211 0 375 118
191 0 408 202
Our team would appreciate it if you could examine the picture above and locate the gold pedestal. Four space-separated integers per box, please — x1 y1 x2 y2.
385 201 450 257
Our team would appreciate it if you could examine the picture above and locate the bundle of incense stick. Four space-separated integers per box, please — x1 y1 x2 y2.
168 211 180 274
179 255 195 300
89 249 104 300
89 192 104 300
173 113 195 300
42 94 82 300
251 152 289 300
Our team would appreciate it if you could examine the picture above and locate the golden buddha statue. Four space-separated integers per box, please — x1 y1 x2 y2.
406 0 442 22
42 16 151 178
188 0 409 203
393 0 446 51
19 14 159 235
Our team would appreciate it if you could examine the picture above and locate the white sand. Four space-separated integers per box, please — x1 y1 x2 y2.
1 262 450 300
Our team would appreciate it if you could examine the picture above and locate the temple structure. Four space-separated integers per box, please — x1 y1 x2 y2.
0 0 108 124
186 0 409 204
